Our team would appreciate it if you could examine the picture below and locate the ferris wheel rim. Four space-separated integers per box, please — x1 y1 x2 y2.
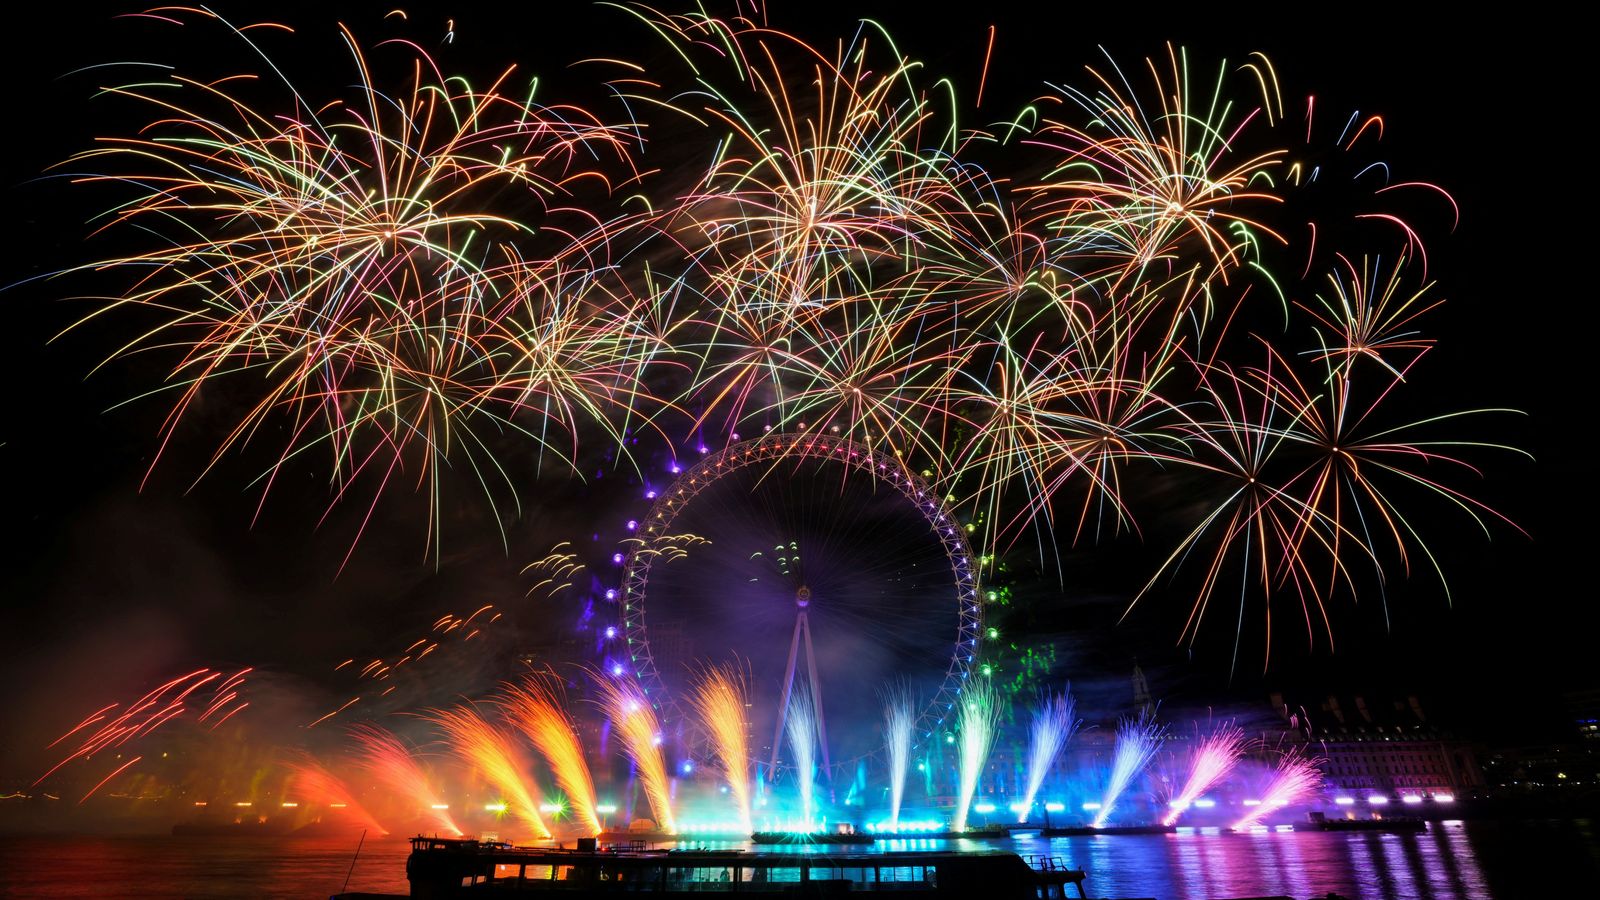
616 432 982 769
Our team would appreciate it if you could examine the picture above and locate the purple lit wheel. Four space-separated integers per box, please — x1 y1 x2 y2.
618 434 981 770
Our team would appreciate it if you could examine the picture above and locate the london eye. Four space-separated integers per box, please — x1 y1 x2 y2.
619 433 982 776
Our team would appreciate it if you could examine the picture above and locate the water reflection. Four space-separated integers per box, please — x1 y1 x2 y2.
0 821 1592 898
666 824 1565 899
1046 826 1497 899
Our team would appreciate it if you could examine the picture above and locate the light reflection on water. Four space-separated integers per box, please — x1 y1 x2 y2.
0 820 1593 898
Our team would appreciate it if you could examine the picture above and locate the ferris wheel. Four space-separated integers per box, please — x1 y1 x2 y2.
617 433 982 773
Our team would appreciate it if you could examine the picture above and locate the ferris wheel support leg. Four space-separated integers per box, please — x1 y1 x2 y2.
769 612 806 776
801 613 831 776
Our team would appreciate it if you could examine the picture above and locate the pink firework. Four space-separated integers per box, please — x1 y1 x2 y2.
1232 749 1323 829
1163 724 1248 826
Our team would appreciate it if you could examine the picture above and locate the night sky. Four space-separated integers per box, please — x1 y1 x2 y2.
0 2 1583 784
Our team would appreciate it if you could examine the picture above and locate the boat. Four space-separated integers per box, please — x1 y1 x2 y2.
382 835 1089 898
1039 823 1177 837
1299 813 1426 832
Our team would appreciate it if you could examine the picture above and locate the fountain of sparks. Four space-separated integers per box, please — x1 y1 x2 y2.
595 676 676 833
1092 711 1165 828
430 706 551 839
1019 690 1078 823
883 685 916 832
688 666 754 832
1232 749 1323 830
952 678 1002 832
350 725 462 836
504 676 601 836
286 758 388 835
1163 723 1248 826
784 688 819 830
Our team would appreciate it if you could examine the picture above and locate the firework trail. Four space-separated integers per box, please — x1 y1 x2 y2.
882 684 917 832
37 667 251 792
78 756 141 804
1093 710 1166 828
1232 749 1323 829
593 675 675 833
428 705 550 840
503 676 600 836
350 725 461 836
687 666 754 832
1163 724 1248 826
953 678 1003 832
1020 690 1078 822
521 543 588 600
784 688 819 830
286 757 388 835
314 606 502 728
1298 254 1441 381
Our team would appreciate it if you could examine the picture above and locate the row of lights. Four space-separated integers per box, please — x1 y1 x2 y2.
1333 793 1454 805
194 800 622 814
197 793 1456 816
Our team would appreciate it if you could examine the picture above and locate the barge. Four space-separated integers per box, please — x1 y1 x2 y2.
1299 813 1426 833
393 836 1088 898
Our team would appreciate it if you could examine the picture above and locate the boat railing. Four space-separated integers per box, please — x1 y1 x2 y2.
1021 854 1073 872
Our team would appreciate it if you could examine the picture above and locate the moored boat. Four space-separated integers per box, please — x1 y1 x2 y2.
1298 813 1426 832
392 835 1089 898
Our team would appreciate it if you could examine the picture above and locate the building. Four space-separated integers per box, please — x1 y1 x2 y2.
1273 692 1483 799
1563 688 1600 746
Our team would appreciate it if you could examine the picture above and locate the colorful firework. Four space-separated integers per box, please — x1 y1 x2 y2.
1093 710 1166 828
952 678 1003 831
36 667 251 797
428 705 550 840
687 665 754 832
1163 723 1248 826
348 725 461 836
783 686 819 830
36 4 1522 672
1232 748 1323 829
593 675 675 833
285 757 389 835
502 676 600 836
882 684 917 832
1020 689 1078 822
58 7 655 564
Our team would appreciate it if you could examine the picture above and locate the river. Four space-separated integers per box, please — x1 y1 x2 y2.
0 819 1595 898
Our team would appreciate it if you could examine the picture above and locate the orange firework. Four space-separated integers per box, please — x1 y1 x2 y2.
592 675 675 833
687 666 753 831
286 757 389 835
502 676 600 836
349 725 461 836
429 706 551 840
